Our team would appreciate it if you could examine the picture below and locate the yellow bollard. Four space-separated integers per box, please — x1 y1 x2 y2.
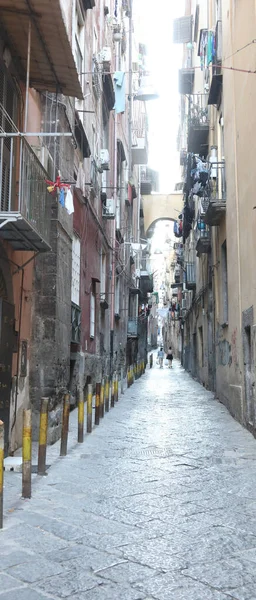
22 409 32 499
38 397 49 475
0 420 4 529
87 384 93 433
60 393 70 456
105 378 109 412
95 382 101 425
78 390 84 443
100 378 105 418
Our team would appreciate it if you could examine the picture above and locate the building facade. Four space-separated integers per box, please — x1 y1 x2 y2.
0 0 152 453
173 0 256 433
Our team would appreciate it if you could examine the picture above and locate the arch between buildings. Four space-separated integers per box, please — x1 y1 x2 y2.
142 193 184 235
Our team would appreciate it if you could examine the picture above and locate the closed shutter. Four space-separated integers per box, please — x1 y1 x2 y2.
173 16 193 44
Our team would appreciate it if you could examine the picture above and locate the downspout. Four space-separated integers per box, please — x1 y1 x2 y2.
110 39 120 377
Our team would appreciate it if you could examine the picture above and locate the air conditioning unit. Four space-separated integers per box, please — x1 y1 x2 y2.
102 197 115 219
100 149 110 170
99 47 111 69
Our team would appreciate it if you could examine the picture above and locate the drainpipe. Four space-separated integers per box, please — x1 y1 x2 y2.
110 39 120 377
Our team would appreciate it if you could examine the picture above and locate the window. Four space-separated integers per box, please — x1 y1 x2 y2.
90 287 96 338
71 236 81 306
115 277 120 315
100 253 106 300
221 240 228 323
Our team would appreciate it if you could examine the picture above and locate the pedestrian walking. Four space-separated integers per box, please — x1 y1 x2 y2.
157 347 164 368
166 346 173 368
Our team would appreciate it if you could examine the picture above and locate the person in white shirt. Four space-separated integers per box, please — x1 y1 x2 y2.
157 347 164 368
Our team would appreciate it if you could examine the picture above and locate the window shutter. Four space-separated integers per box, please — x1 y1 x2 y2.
173 16 193 44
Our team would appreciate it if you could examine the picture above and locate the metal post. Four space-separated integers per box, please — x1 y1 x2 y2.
87 384 93 433
0 421 4 529
100 378 105 418
95 382 100 426
114 372 118 403
105 378 110 413
121 367 124 394
78 390 84 443
38 398 49 475
111 376 115 407
150 353 153 368
22 409 32 498
60 393 70 456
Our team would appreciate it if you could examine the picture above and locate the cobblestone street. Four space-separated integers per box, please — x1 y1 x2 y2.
2 361 256 599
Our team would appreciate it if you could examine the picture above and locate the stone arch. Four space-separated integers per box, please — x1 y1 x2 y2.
141 193 183 235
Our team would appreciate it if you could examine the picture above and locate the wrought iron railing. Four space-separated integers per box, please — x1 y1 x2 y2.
71 302 81 343
186 262 196 285
188 94 209 127
208 160 226 202
19 139 51 246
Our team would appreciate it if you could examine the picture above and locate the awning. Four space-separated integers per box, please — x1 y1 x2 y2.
0 0 83 99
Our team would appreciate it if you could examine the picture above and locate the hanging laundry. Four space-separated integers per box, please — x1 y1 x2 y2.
114 71 126 114
65 188 74 215
59 188 65 207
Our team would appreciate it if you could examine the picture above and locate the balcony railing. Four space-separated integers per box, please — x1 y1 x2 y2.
196 221 211 255
188 94 209 155
205 161 226 226
186 262 196 288
0 136 51 252
71 302 81 344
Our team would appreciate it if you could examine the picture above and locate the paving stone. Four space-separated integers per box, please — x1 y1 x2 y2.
96 560 159 584
0 572 25 592
35 572 103 598
7 558 66 583
0 589 54 600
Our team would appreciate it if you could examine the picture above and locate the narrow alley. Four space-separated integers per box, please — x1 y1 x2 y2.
2 362 256 600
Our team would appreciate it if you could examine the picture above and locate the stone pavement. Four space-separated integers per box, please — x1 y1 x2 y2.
2 361 256 599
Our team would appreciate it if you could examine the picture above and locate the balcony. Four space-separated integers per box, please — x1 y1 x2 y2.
204 161 226 225
132 116 148 165
0 0 83 99
127 318 139 338
140 167 159 195
0 137 51 252
71 303 81 344
179 68 195 95
188 94 209 156
132 135 148 165
186 262 196 289
140 274 153 298
196 222 211 255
